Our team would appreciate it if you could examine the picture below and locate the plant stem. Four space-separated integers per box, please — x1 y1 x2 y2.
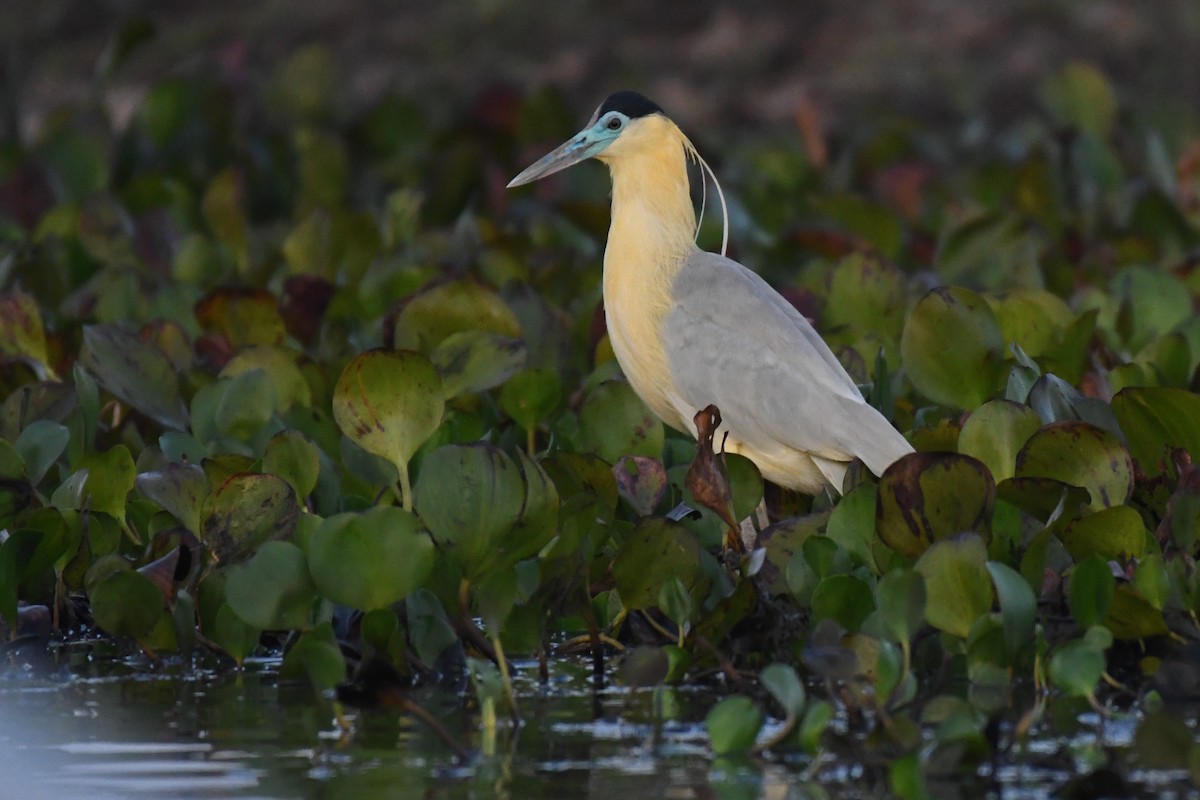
492 634 521 723
397 462 413 512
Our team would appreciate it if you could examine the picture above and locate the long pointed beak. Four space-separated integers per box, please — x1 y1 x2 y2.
507 134 594 188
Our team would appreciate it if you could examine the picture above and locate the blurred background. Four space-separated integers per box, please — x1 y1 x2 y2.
5 0 1200 141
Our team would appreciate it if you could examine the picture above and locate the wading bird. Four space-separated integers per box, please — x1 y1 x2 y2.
508 91 912 495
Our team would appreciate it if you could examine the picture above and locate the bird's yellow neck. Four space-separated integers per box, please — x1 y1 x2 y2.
597 115 699 431
600 115 698 271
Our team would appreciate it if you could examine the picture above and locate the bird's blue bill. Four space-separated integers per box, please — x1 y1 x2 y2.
507 122 619 187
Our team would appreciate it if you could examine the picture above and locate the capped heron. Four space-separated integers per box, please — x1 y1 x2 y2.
508 91 913 494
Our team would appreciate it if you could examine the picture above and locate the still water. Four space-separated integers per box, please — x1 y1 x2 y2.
0 637 1162 799
0 639 793 800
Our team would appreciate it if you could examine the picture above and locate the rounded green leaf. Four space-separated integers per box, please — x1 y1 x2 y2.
414 443 524 577
578 381 664 464
612 518 706 611
136 462 209 533
706 695 763 755
90 570 164 638
212 604 261 665
280 621 346 690
221 345 312 410
1048 639 1105 698
992 290 1073 358
214 369 278 441
333 349 444 477
824 253 905 349
760 663 806 718
430 330 527 399
1112 387 1200 476
389 281 521 352
76 445 137 523
811 574 874 631
958 400 1042 482
913 534 994 637
308 506 435 610
263 429 321 501
499 368 562 430
1060 506 1147 562
877 452 995 558
225 541 317 630
200 473 299 563
1014 421 1132 511
900 287 1005 409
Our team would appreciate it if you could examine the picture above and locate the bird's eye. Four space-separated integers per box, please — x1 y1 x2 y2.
606 116 623 130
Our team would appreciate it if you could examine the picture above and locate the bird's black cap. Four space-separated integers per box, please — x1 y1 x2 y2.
598 91 662 119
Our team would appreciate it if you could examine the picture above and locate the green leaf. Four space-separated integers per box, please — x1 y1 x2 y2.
195 289 286 347
1048 639 1105 698
875 569 926 644
90 569 164 639
199 473 299 563
136 462 208 533
225 542 317 630
75 445 137 523
1133 711 1196 771
876 452 995 557
201 168 249 269
262 430 321 501
992 290 1073 358
332 349 444 481
705 695 763 755
900 287 1005 409
760 663 806 718
499 368 562 431
1059 506 1147 562
414 443 524 578
986 561 1035 660
15 420 69 486
811 574 874 631
612 518 706 611
213 369 278 441
913 535 994 638
0 291 55 379
826 483 878 570
1104 584 1169 639
79 324 188 429
578 381 664 464
1067 556 1115 630
616 646 670 687
1039 61 1117 137
430 330 527 399
958 400 1042 482
308 506 435 610
1014 421 1132 511
824 253 905 351
389 281 521 352
221 346 311 410
1112 387 1200 476
208 603 260 665
280 621 346 690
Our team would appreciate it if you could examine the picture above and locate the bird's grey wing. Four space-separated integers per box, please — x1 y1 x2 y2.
661 251 909 472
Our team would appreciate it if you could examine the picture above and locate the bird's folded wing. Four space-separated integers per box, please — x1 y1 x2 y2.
662 252 910 473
